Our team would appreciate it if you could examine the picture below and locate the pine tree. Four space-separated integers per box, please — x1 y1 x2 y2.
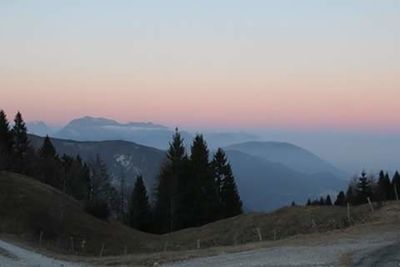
190 134 219 225
0 110 13 170
392 171 400 201
355 171 372 204
325 195 332 206
62 154 90 201
85 155 114 219
154 128 188 233
38 136 62 189
129 176 152 232
11 112 32 174
220 163 243 217
346 184 355 205
306 199 311 206
319 197 325 206
377 170 392 201
334 191 346 206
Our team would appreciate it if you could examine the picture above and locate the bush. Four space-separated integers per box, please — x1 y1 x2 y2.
84 200 110 220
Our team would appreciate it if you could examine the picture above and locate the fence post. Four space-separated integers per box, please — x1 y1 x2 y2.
347 202 351 224
367 197 374 212
39 231 43 248
99 243 105 257
255 228 262 242
196 239 201 249
394 184 399 201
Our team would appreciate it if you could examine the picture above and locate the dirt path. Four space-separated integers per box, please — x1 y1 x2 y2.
163 228 400 267
0 239 89 267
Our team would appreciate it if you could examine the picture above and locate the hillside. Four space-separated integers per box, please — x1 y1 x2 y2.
0 171 162 256
28 134 165 192
226 150 347 211
225 141 345 177
0 171 395 266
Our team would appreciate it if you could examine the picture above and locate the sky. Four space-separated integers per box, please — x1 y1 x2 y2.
1 0 399 132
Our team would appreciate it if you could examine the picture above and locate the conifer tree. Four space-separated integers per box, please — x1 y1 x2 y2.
62 154 90 201
190 134 219 225
325 195 332 206
346 184 355 205
154 128 187 233
334 191 346 206
11 112 32 173
211 148 228 204
319 196 325 206
129 176 152 232
306 199 311 206
220 163 243 217
355 171 372 204
392 171 400 201
38 136 62 188
377 170 392 201
0 110 13 170
85 155 114 219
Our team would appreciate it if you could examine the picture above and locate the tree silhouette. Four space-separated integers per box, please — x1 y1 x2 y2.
129 176 152 232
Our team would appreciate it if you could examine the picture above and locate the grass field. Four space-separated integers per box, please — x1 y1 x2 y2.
0 171 385 259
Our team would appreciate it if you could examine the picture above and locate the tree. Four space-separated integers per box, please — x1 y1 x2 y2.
334 191 346 206
392 171 400 200
38 136 62 189
86 155 114 219
211 148 228 205
0 110 13 170
355 171 372 204
319 197 325 206
62 154 90 201
306 199 311 206
377 170 392 201
325 195 332 206
189 134 219 225
346 183 355 205
11 112 32 174
129 176 152 232
154 128 188 233
219 162 242 218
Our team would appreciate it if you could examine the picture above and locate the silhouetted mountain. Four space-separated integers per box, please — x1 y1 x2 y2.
26 121 56 137
226 150 346 211
29 134 346 211
54 116 191 149
53 116 261 150
29 134 165 193
226 141 345 177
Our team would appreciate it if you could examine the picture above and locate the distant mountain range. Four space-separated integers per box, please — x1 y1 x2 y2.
29 133 346 211
225 141 345 177
28 135 165 195
226 150 346 211
27 116 259 150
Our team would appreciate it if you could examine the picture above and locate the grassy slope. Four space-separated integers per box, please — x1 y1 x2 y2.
0 171 381 259
0 171 162 256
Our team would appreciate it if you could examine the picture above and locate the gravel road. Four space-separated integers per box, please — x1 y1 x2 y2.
0 239 89 267
164 231 400 267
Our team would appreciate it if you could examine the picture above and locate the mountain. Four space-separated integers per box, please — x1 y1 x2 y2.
225 141 345 178
29 135 165 193
26 121 55 137
54 116 191 150
29 135 346 212
226 150 346 211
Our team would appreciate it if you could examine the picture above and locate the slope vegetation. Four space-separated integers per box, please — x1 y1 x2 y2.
0 171 161 256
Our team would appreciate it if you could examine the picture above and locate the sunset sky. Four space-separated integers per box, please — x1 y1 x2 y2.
1 1 399 131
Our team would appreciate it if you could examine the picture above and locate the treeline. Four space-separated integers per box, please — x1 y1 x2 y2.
0 110 242 234
0 110 119 218
152 131 243 233
306 170 400 207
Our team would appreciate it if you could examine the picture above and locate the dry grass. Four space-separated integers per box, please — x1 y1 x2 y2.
0 171 163 256
1 171 396 265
